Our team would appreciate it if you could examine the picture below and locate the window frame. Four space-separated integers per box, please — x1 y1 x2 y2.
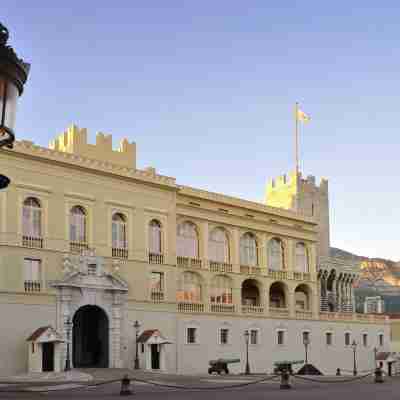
249 328 259 345
344 332 351 346
186 327 198 344
325 332 333 346
219 328 230 345
277 329 285 346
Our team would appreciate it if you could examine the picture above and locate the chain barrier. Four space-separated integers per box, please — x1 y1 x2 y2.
0 375 280 394
341 368 376 374
293 371 373 384
131 374 280 390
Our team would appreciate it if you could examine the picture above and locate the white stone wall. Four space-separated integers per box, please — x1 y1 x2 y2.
0 300 390 377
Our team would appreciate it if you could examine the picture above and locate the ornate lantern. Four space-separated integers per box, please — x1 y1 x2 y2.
0 22 30 149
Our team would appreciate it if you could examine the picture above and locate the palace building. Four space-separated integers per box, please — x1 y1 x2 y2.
0 125 389 375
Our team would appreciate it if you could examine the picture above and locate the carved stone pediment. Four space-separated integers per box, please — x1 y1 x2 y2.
52 253 128 292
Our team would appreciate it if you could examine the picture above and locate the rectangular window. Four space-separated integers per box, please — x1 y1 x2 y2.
363 334 368 347
220 329 229 345
31 343 35 353
141 343 145 353
326 332 332 346
379 334 384 347
187 327 197 344
151 272 164 293
277 330 285 345
24 258 41 281
250 329 258 345
345 332 351 346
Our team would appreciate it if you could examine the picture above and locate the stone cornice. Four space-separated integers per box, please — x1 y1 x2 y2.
178 185 317 225
6 141 177 189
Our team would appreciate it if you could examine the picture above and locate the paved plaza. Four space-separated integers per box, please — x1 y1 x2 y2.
0 369 399 400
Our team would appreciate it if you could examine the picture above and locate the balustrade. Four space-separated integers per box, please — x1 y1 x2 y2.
150 291 164 303
268 269 289 280
177 256 202 269
112 247 128 259
270 307 290 318
24 280 41 292
210 303 235 313
240 265 262 275
241 304 264 314
295 310 313 319
70 241 88 253
209 261 232 273
22 236 43 249
148 253 164 264
177 302 205 313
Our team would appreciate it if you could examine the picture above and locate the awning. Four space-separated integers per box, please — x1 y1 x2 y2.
137 329 173 345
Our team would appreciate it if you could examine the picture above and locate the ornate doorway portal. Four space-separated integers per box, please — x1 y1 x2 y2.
73 305 109 368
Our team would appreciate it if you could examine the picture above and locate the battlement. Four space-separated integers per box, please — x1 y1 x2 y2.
267 171 328 194
49 124 136 169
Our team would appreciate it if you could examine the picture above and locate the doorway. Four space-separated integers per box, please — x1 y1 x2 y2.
42 342 54 372
151 344 160 370
72 305 109 368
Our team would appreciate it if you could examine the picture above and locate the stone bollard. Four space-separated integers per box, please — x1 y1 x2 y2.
374 367 384 384
280 369 291 389
336 368 341 376
120 374 133 396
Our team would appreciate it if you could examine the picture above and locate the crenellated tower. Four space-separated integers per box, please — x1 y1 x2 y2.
265 170 330 259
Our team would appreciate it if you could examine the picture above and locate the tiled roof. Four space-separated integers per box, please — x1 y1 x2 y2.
26 326 51 342
137 330 157 343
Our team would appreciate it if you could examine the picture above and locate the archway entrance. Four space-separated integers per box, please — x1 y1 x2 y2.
72 305 109 368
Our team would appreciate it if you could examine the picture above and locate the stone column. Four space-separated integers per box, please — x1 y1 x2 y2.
288 286 296 318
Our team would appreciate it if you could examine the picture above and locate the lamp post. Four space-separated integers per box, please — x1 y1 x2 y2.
351 340 357 376
244 330 250 375
0 22 30 189
303 335 310 372
133 320 141 370
64 317 72 371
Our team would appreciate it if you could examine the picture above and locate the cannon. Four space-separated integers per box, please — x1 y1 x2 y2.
208 358 240 375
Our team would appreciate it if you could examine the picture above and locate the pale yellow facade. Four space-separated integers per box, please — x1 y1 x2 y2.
0 125 389 375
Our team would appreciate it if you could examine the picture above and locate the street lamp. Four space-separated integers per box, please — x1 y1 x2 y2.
64 317 72 371
303 335 310 372
244 330 250 375
351 340 357 376
0 22 30 189
133 320 141 370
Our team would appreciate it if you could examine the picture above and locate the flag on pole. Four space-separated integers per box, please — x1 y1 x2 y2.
296 108 311 123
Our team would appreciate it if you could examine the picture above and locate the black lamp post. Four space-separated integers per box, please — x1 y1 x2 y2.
303 335 310 370
134 320 141 370
244 330 250 375
0 22 30 189
64 317 72 371
351 340 357 376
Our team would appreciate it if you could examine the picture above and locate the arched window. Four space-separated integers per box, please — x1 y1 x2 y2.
149 219 162 254
240 232 258 266
22 197 42 238
268 238 284 270
177 272 202 303
177 221 198 258
211 275 233 304
209 228 229 263
295 242 309 272
112 213 127 249
70 206 87 243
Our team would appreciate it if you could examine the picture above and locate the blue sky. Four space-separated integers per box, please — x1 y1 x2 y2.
4 1 400 260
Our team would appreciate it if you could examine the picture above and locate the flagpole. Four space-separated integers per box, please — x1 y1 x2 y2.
295 102 299 175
